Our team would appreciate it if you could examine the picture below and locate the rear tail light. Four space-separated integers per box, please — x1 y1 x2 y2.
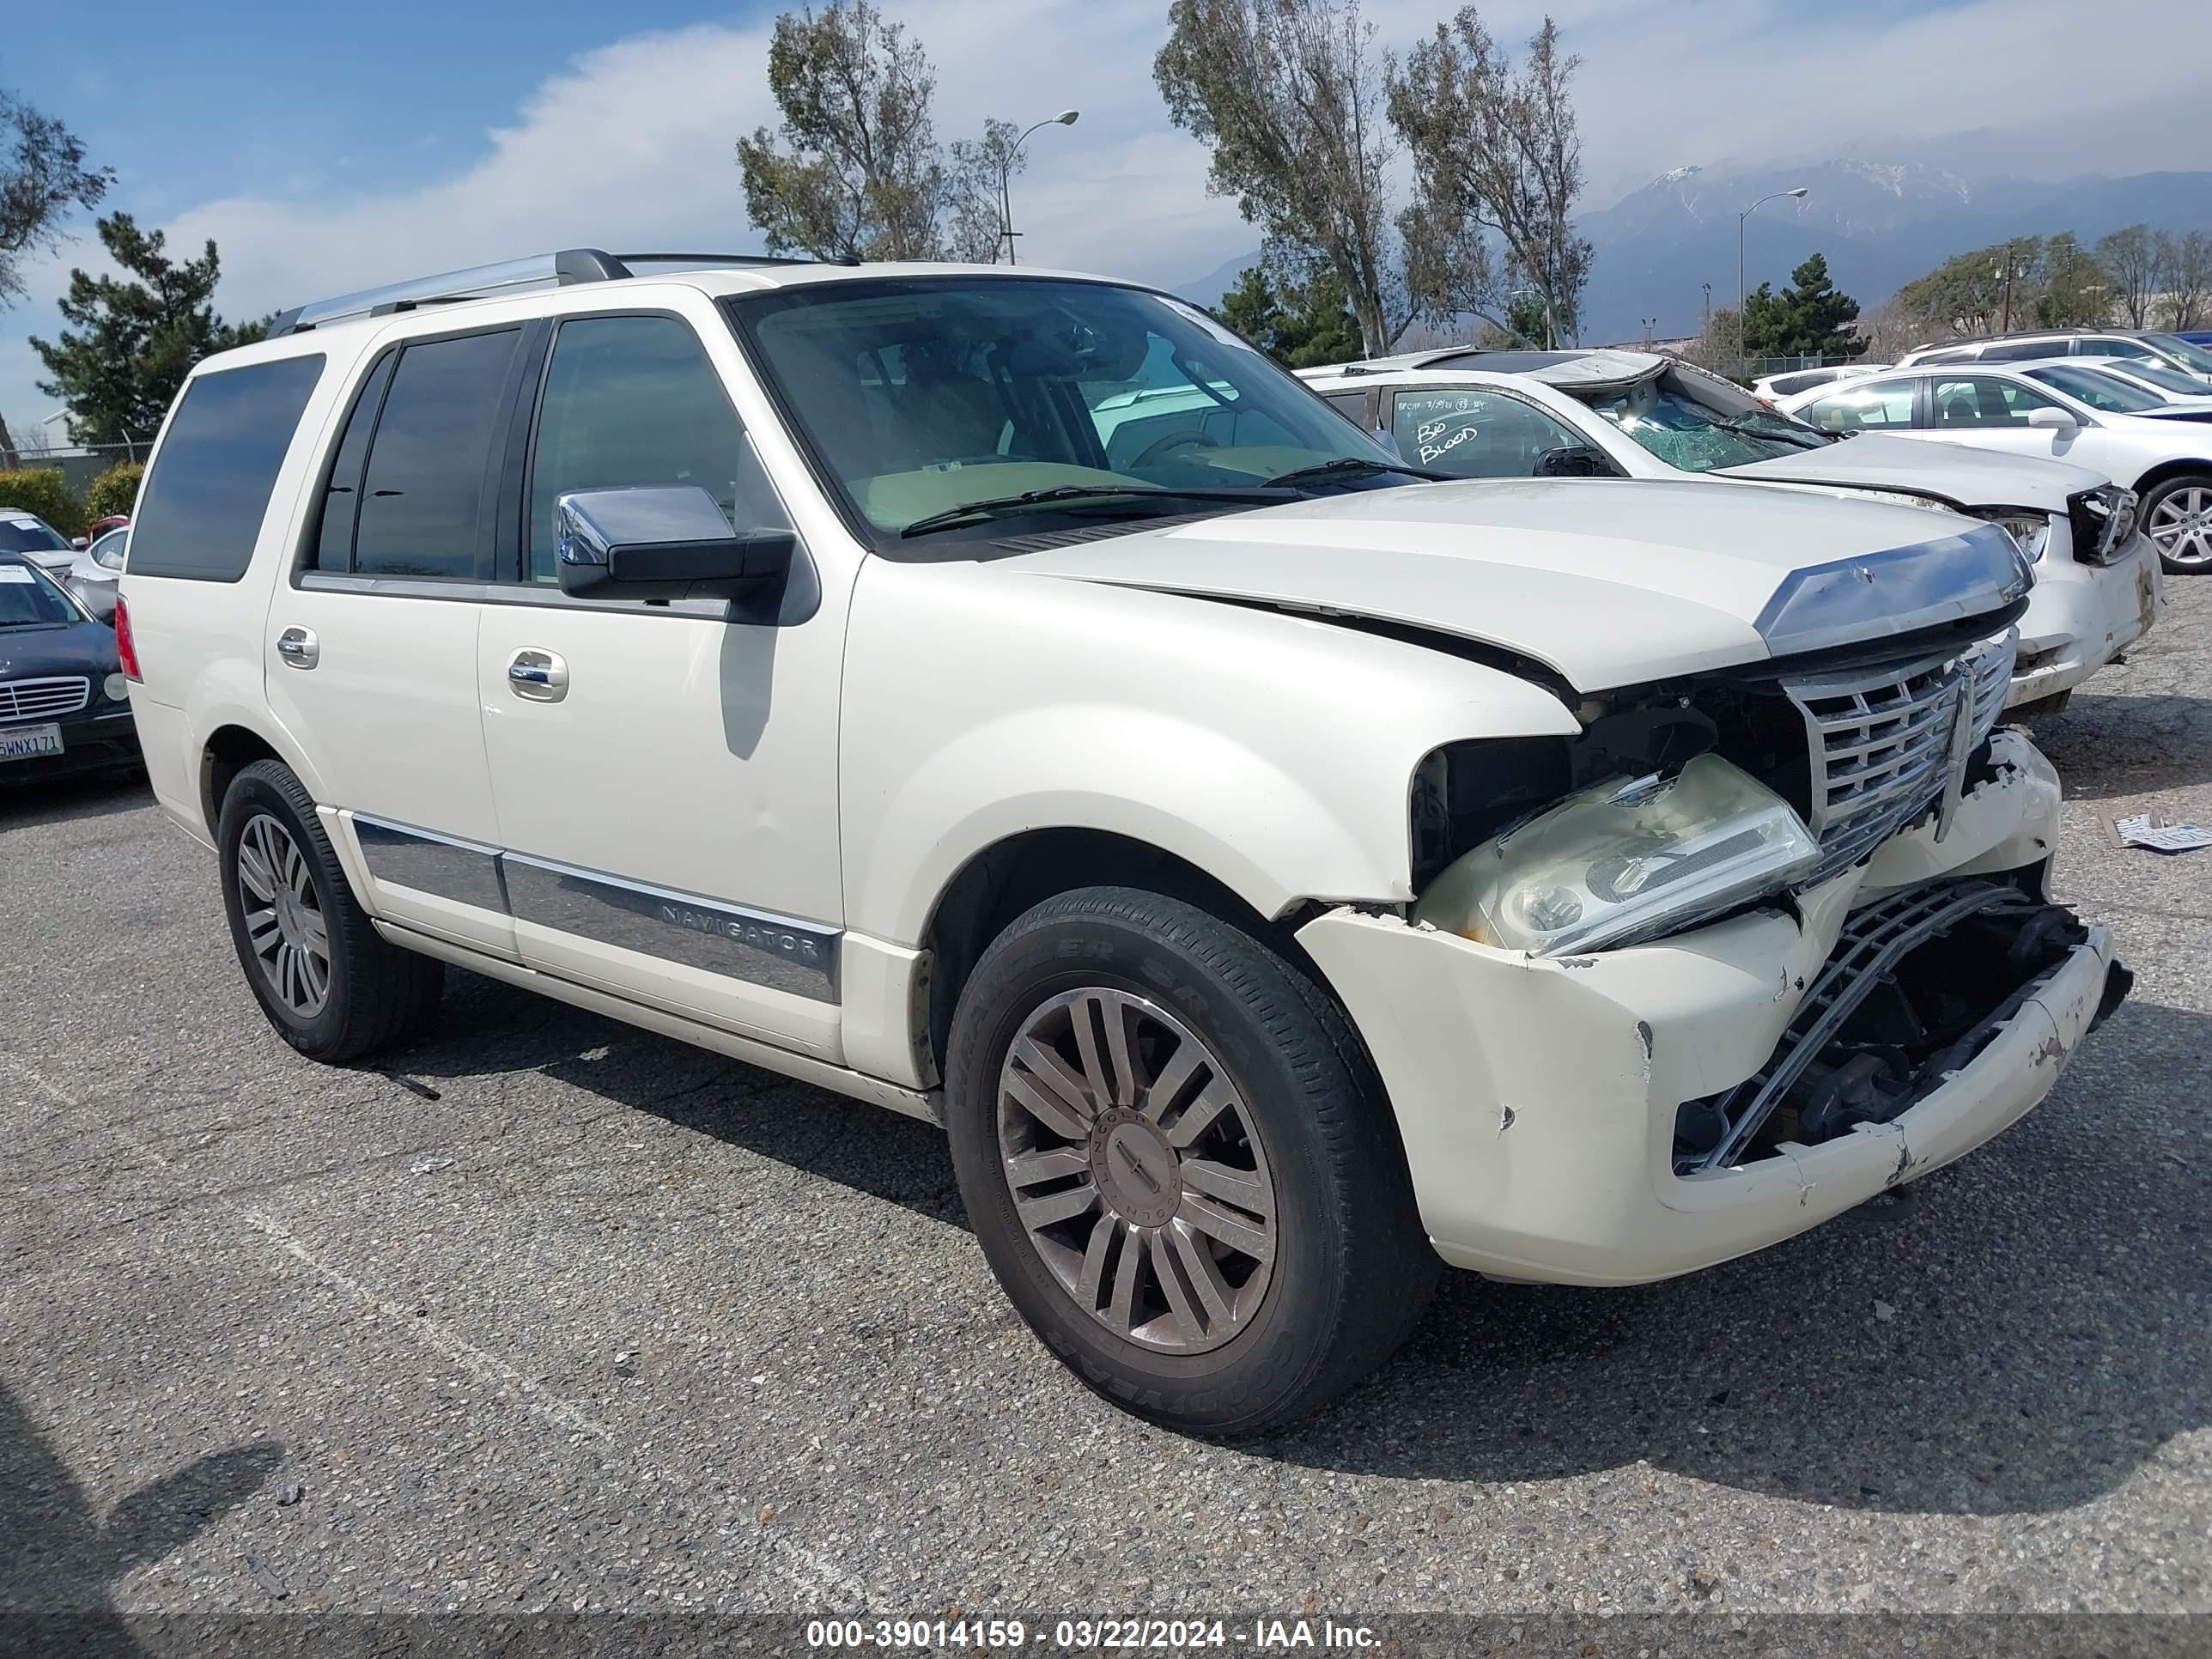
114 595 143 681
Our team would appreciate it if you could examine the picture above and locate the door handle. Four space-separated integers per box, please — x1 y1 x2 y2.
507 648 568 702
276 627 319 669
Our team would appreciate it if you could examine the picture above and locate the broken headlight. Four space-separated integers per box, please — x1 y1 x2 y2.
1977 508 2051 563
1412 754 1820 957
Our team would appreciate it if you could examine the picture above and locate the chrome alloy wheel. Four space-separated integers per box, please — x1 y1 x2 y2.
996 988 1278 1353
2148 484 2212 568
237 812 331 1017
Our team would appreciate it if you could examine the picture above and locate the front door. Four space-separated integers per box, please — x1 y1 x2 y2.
473 307 847 1057
265 324 535 958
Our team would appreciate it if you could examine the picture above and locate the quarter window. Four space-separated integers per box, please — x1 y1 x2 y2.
1795 377 1918 434
1389 387 1587 477
1930 376 2063 428
312 351 397 572
129 354 325 581
352 329 520 579
525 314 765 582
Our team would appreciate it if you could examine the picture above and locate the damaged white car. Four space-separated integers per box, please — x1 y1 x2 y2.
1301 347 2166 718
123 258 2130 1437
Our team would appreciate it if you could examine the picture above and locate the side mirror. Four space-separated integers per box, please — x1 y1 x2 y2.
1534 444 1618 478
71 537 89 550
556 486 793 603
2026 407 2080 436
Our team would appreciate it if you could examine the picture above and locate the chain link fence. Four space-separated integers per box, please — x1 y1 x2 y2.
0 441 146 497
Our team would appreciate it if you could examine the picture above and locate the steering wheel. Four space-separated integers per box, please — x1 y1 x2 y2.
1133 432 1219 467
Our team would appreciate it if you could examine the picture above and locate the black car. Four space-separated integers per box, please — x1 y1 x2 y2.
0 553 138 784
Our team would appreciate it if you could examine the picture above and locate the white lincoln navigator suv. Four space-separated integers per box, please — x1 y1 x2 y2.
118 252 2129 1434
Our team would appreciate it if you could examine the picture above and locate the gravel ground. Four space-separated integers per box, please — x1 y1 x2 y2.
3 579 2208 1634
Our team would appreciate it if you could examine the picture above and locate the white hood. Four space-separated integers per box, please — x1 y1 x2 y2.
1000 477 2028 690
1720 434 2106 509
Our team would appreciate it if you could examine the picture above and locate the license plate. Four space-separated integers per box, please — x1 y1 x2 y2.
0 723 63 763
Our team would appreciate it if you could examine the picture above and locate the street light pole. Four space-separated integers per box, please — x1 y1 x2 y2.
1737 185 1809 349
999 109 1079 265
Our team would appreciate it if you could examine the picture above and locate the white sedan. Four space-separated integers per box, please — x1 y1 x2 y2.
1299 348 2163 714
1781 362 2212 574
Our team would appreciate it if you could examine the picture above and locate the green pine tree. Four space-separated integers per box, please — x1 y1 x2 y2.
30 214 265 446
1741 252 1863 358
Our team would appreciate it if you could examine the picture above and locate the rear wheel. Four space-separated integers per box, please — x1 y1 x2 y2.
945 886 1437 1436
216 758 442 1063
2141 473 2212 574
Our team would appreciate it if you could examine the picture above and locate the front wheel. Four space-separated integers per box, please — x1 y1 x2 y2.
216 758 443 1063
945 887 1437 1436
2141 473 2212 575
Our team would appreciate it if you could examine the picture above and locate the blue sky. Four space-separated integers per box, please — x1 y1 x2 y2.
7 0 2208 441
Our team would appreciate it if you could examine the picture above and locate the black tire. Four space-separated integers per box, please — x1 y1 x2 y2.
945 886 1438 1436
216 758 442 1063
2140 471 2212 576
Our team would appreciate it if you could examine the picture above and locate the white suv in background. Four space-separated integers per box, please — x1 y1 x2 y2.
119 252 2126 1434
1896 329 2212 387
1783 361 2212 574
1301 348 2162 716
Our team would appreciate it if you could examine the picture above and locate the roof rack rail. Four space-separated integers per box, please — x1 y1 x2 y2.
266 247 858 338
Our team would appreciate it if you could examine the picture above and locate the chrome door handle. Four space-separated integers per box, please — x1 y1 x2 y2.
507 648 568 702
276 627 319 669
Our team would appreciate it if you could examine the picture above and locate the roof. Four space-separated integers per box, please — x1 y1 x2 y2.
1305 346 1670 391
264 248 1156 340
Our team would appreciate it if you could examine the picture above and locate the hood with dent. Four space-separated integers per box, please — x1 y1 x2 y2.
998 477 2027 690
1720 433 2106 509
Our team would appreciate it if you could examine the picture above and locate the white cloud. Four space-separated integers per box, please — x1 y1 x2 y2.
7 0 2210 432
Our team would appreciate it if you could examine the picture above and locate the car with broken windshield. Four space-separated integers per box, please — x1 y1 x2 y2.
1301 347 2163 719
119 253 2128 1434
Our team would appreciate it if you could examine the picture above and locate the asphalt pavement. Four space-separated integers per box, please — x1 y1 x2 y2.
3 580 2208 1635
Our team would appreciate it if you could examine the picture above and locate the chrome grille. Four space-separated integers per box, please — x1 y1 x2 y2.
0 676 89 721
1784 631 2016 883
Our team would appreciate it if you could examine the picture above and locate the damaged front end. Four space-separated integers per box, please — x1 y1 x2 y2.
1305 611 2133 1285
1674 877 2132 1172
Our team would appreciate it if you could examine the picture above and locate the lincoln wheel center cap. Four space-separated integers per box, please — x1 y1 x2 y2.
1088 1109 1182 1229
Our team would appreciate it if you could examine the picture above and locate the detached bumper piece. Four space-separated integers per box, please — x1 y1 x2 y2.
1674 878 2129 1173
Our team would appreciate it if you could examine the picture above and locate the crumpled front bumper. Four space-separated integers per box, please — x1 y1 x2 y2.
2006 530 2163 708
1298 727 2116 1285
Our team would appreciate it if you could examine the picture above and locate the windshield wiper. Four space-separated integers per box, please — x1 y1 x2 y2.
1264 457 1455 489
899 483 1285 539
1705 413 1830 447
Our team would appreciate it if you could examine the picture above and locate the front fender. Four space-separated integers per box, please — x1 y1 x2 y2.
839 557 1578 946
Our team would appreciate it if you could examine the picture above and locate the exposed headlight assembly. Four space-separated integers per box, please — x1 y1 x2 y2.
1413 754 1820 957
1977 508 2051 562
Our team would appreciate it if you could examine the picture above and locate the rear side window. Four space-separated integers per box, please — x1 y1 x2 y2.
129 355 325 581
1978 339 2064 362
353 329 520 579
1322 392 1369 422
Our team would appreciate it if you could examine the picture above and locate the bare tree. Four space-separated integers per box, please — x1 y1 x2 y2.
2094 223 2158 327
2156 228 2212 331
1155 0 1410 356
1389 13 1592 345
2 91 113 307
738 2 1004 261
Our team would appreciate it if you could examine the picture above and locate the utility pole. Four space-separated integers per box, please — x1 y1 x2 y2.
1999 241 2016 332
998 110 1080 265
1701 282 1711 334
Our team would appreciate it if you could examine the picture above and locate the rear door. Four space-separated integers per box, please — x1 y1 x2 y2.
472 302 847 1056
265 323 540 958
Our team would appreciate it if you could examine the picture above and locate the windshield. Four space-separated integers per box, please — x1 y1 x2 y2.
2148 333 2212 374
0 560 77 626
2089 357 2206 397
1576 366 1831 471
2027 364 2164 413
0 518 70 555
726 276 1404 550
